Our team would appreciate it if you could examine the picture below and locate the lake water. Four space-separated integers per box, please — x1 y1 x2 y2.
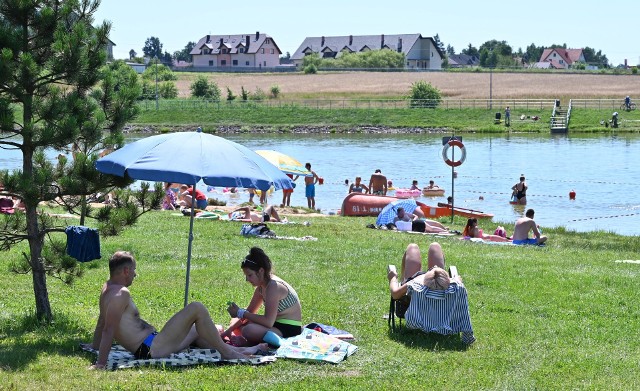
2 133 639 236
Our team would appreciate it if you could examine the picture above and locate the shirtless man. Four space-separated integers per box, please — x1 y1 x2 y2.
368 169 387 195
511 175 527 205
304 163 319 210
512 209 547 245
84 251 252 369
232 205 282 223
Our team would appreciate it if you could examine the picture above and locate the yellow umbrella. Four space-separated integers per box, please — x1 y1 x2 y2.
255 150 313 177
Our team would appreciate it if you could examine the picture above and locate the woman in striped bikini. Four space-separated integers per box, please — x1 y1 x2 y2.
224 247 302 346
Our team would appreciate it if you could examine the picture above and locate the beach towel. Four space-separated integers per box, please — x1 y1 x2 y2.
305 322 354 340
81 344 275 370
257 235 318 241
275 328 357 363
461 237 516 245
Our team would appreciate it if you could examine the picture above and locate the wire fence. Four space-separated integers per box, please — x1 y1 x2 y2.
138 98 556 111
569 99 632 110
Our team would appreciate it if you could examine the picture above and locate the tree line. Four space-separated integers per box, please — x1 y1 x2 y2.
137 34 612 69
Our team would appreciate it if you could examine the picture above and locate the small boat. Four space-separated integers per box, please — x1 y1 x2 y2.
341 194 494 219
342 193 427 217
436 202 494 219
394 188 422 198
422 187 445 197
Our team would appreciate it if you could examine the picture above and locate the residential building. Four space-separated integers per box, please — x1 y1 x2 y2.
105 39 115 61
190 32 281 68
291 34 444 70
448 54 480 68
536 48 585 69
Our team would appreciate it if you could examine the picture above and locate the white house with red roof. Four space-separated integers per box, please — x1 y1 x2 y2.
535 48 586 69
190 32 281 68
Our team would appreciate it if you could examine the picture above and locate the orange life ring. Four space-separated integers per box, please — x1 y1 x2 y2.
442 139 467 167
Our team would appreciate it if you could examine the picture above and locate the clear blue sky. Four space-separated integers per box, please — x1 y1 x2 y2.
95 0 638 66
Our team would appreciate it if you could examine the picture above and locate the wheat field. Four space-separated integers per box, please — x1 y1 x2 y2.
173 71 640 100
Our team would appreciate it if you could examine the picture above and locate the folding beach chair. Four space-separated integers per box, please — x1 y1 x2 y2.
388 265 475 345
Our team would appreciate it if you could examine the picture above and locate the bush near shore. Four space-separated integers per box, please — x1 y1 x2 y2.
1 210 639 389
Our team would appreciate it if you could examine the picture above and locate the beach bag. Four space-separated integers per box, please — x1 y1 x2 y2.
240 223 275 237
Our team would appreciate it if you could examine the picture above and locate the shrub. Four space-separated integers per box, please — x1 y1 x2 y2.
408 81 442 108
207 81 221 101
304 64 317 74
139 79 154 100
159 82 178 99
240 86 249 101
189 76 220 100
633 67 638 75
270 85 280 98
190 76 210 98
142 63 177 81
226 87 236 101
251 87 266 101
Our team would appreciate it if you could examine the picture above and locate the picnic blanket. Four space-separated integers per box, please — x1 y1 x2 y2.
81 344 275 370
275 328 357 363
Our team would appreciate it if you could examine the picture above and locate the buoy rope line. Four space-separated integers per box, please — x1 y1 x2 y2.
569 213 639 222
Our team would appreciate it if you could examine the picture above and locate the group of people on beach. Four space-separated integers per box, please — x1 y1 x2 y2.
164 163 323 212
85 247 302 369
461 210 547 245
85 169 549 369
87 237 471 369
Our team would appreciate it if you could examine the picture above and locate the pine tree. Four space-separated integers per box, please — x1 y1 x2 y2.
0 0 159 322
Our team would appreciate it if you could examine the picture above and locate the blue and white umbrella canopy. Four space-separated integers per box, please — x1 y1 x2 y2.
376 198 419 226
96 129 294 307
96 130 293 191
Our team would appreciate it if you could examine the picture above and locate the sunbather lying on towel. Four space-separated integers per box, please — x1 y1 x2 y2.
394 207 448 234
231 205 282 223
83 251 259 370
462 218 511 242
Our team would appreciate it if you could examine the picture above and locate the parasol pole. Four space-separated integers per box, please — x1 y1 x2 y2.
184 182 196 308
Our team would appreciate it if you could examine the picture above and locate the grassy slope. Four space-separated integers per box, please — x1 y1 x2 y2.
133 104 640 133
1 211 639 389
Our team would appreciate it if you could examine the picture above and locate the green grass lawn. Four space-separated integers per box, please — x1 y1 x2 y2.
133 104 552 133
1 210 640 389
132 101 640 133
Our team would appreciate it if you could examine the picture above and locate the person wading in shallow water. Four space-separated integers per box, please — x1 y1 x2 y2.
511 175 527 205
369 169 387 195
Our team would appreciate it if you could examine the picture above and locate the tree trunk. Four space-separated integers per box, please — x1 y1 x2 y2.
26 198 52 322
31 255 51 322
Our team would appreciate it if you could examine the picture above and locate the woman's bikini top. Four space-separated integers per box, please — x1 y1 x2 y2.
259 279 300 313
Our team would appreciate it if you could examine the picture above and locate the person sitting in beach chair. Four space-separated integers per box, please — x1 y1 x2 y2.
387 242 475 345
